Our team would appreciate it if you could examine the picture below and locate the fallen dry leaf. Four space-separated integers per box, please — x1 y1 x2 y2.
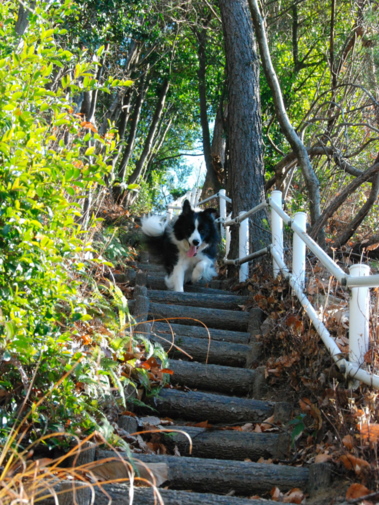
359 423 379 442
339 454 370 474
342 434 355 450
299 398 322 430
346 483 371 500
271 486 283 501
283 487 305 504
260 415 275 432
314 453 331 463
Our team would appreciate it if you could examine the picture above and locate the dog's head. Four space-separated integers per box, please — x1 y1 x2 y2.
173 200 218 257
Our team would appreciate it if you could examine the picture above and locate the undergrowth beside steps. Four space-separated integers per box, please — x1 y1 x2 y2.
244 262 379 502
0 0 171 474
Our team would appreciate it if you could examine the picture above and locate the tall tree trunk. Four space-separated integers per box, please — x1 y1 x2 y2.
201 103 225 200
15 2 35 35
219 0 267 269
196 25 215 193
112 70 150 201
124 78 170 205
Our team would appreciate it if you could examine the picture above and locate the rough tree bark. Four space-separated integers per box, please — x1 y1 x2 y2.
201 103 225 200
218 0 267 261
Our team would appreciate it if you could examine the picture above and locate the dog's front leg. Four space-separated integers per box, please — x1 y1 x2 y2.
192 260 206 283
165 264 185 292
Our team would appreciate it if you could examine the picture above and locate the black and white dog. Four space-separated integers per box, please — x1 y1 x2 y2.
141 200 219 292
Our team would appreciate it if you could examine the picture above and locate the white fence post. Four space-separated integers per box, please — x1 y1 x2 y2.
292 212 307 290
225 214 231 257
270 190 283 278
219 189 226 240
239 212 249 282
349 264 370 369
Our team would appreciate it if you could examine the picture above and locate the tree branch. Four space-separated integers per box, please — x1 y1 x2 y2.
248 0 322 239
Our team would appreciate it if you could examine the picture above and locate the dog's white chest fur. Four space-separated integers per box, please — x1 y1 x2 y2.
165 252 216 292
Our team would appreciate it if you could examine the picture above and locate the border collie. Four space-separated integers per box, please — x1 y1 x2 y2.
141 200 219 292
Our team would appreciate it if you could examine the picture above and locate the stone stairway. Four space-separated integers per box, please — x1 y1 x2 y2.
102 259 331 504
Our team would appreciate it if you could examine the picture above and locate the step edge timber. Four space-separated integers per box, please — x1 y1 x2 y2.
147 288 249 309
162 424 291 461
150 321 252 344
96 450 310 495
148 301 261 332
152 388 292 424
150 334 251 367
167 359 259 395
37 481 285 505
113 269 234 292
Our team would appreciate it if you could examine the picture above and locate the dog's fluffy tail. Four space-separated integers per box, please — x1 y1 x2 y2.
141 215 167 237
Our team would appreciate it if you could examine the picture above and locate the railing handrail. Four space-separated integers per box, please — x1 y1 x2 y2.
184 188 379 390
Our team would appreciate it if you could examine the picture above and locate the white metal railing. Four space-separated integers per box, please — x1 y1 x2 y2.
188 188 379 390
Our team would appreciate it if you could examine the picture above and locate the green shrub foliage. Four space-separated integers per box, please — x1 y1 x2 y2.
0 1 144 440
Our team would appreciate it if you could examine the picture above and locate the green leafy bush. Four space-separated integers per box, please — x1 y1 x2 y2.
0 0 163 442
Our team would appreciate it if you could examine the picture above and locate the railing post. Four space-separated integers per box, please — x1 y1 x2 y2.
292 212 307 290
349 264 370 369
270 190 283 278
239 212 249 282
225 214 231 257
219 189 226 240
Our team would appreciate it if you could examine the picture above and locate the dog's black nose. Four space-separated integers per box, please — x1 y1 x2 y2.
192 239 200 246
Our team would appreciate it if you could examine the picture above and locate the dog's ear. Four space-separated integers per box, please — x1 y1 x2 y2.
182 199 192 214
203 207 218 220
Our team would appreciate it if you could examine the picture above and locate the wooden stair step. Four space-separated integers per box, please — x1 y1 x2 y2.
96 450 309 495
163 424 290 461
168 359 258 394
72 482 283 505
151 321 252 344
151 388 291 424
151 334 257 367
149 302 261 332
148 289 248 310
114 270 231 291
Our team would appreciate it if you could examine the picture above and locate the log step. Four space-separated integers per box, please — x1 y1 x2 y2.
113 270 231 291
168 359 258 394
151 388 291 424
151 334 256 367
148 289 248 310
96 450 309 495
151 321 252 344
163 424 290 461
70 483 283 505
149 302 260 332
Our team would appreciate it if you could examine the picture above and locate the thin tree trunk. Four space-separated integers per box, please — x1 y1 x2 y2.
115 71 150 185
310 156 379 239
141 115 174 181
248 0 323 245
201 103 225 200
126 78 170 187
196 25 214 187
15 2 35 35
332 173 379 249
